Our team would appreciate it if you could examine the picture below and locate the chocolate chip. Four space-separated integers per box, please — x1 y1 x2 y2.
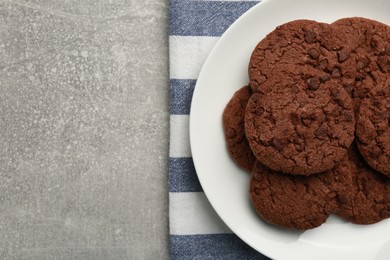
305 154 313 166
380 209 390 218
305 199 316 208
355 73 366 81
378 130 385 136
307 48 319 59
290 113 300 125
327 191 337 198
320 74 330 82
373 100 381 108
271 138 285 151
369 146 382 158
253 187 263 196
314 125 328 140
268 116 276 125
226 128 236 138
282 128 289 136
371 35 385 52
251 94 260 102
337 49 350 63
255 107 265 116
304 30 317 43
337 195 348 204
307 77 320 90
307 92 316 99
292 32 302 40
318 59 329 71
275 29 284 37
377 56 390 72
240 100 248 109
301 114 316 127
331 68 341 78
295 144 304 152
302 118 313 127
331 89 340 99
307 114 317 120
259 139 271 147
344 111 353 122
377 90 386 97
292 135 305 146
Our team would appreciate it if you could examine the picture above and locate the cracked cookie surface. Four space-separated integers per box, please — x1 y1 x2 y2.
356 97 390 176
327 17 390 110
250 160 340 230
222 86 255 172
245 70 355 175
248 19 332 94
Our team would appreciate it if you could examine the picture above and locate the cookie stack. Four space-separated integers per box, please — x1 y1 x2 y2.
222 18 390 230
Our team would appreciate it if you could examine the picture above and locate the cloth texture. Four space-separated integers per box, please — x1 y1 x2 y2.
168 0 271 259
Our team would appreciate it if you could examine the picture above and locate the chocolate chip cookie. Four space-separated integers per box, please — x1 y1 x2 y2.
327 17 390 109
356 97 390 176
248 19 330 93
245 70 355 175
222 85 256 171
335 145 390 224
250 160 340 230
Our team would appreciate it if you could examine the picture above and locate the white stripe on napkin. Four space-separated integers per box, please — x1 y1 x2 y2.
169 115 192 158
169 36 219 80
169 192 232 235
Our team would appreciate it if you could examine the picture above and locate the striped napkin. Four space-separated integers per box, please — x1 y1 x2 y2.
169 0 270 259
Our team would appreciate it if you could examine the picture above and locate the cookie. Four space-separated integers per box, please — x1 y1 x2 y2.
250 160 340 230
326 18 390 108
222 85 256 171
245 71 355 175
356 97 390 176
335 145 390 224
248 19 331 93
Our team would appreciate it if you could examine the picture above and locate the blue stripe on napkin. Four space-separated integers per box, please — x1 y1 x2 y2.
170 79 196 115
169 0 269 258
170 234 269 260
169 157 203 192
170 1 259 36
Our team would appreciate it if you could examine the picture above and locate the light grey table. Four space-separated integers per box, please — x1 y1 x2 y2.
0 0 169 259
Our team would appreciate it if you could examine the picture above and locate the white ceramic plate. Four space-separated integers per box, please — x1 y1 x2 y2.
189 0 390 259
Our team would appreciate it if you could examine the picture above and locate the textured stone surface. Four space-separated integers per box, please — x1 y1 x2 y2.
0 0 169 259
